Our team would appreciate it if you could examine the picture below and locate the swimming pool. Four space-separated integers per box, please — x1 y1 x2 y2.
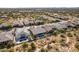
16 34 29 42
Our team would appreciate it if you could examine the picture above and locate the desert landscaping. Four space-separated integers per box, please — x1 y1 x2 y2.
0 8 79 52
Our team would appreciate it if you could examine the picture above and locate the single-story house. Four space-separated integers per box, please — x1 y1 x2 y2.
0 15 7 18
29 20 35 25
29 27 46 39
15 27 32 43
23 20 35 26
66 21 75 28
57 16 69 20
34 20 44 25
23 20 30 26
0 31 14 47
41 25 54 36
13 20 24 27
51 21 69 29
73 20 79 27
41 25 53 32
23 20 44 26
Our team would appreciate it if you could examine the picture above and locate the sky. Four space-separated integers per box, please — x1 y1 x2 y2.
0 0 79 8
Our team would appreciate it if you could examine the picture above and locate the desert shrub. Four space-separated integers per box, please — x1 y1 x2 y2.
6 24 12 29
67 33 73 37
60 39 68 47
21 42 28 52
55 48 59 51
6 41 14 49
75 43 79 50
60 39 65 42
27 48 33 52
0 20 4 24
0 41 14 49
0 44 5 49
40 48 48 52
60 42 68 47
60 34 65 38
74 33 76 36
0 48 8 52
22 42 28 48
58 29 65 33
31 42 36 50
52 30 59 36
52 29 65 36
8 47 14 52
52 40 56 43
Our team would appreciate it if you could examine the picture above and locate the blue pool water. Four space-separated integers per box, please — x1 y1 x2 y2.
16 34 28 42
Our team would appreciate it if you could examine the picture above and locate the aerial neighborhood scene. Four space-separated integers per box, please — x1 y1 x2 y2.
0 8 79 52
